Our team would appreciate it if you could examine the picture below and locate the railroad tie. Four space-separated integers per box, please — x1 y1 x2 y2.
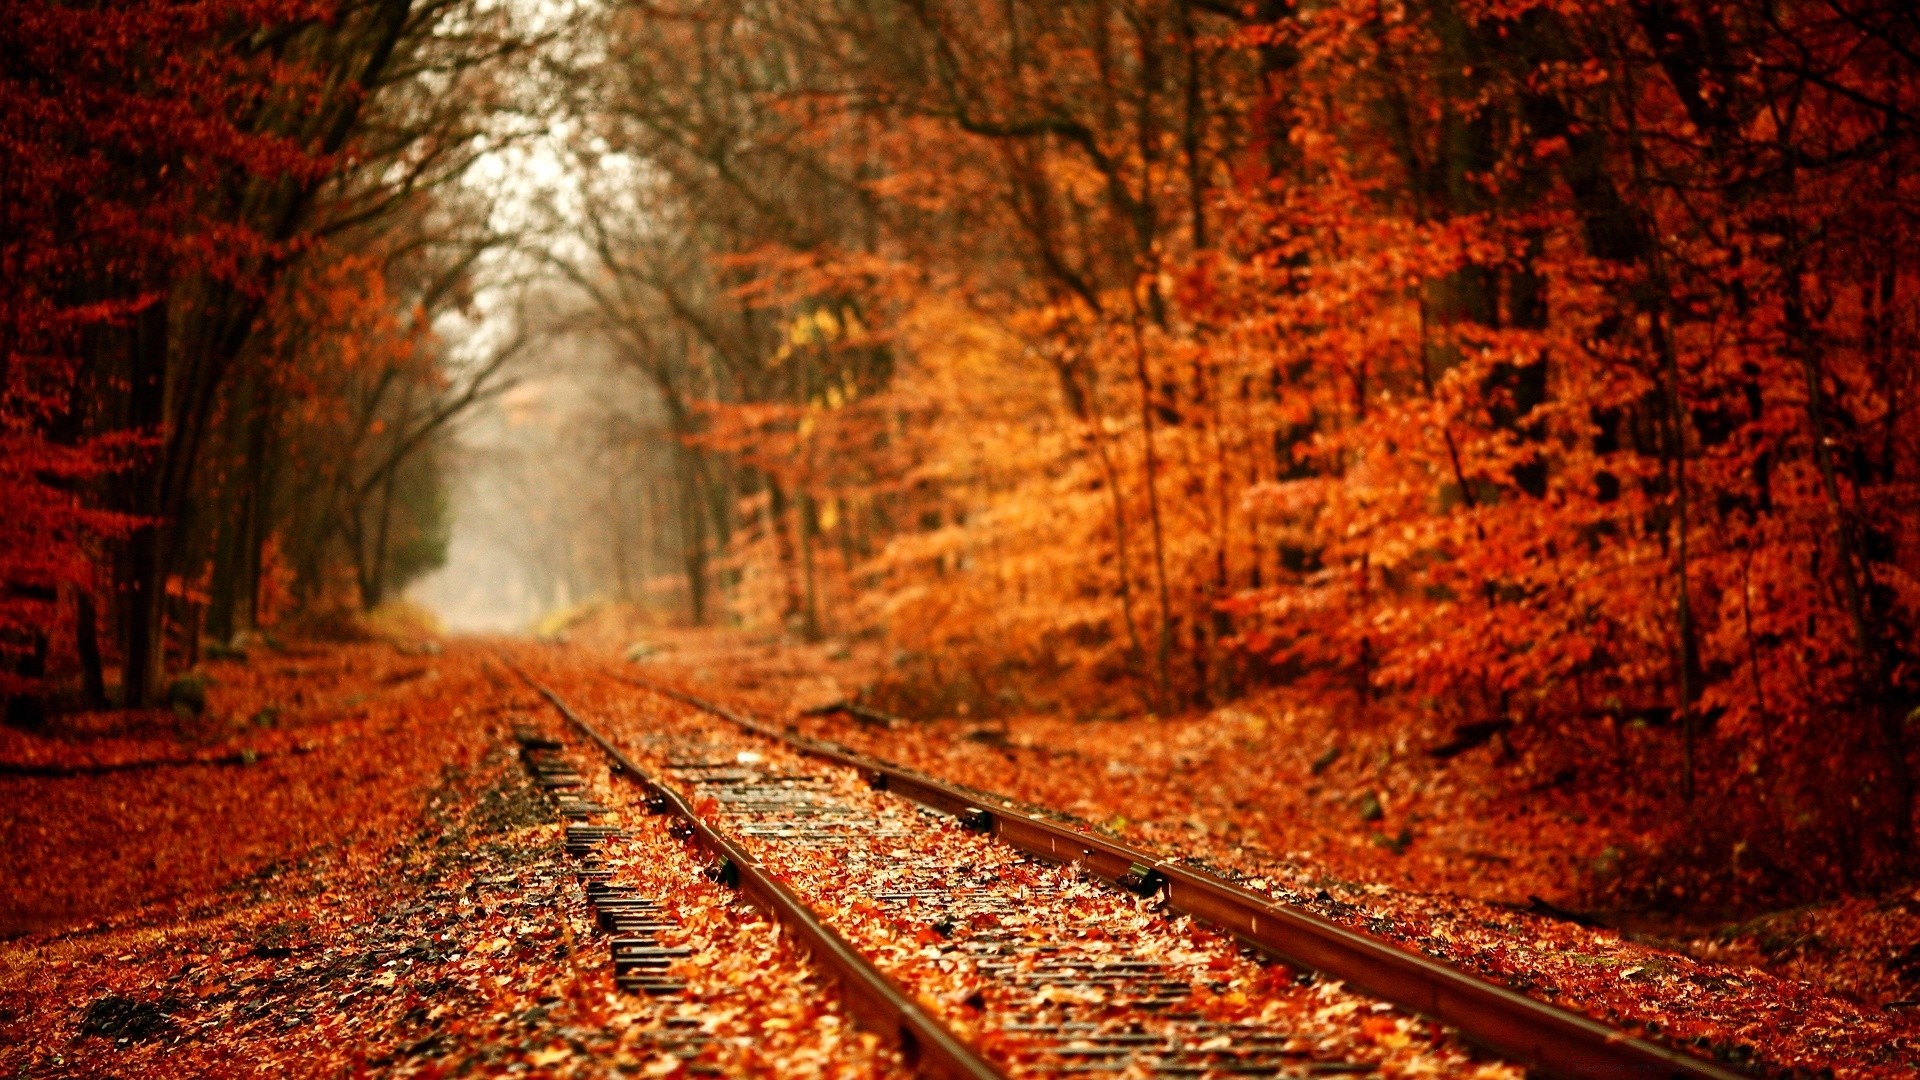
513 727 706 1057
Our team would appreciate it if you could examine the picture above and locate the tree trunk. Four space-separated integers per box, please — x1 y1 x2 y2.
207 371 273 642
364 461 398 611
767 478 803 627
675 446 709 625
4 586 54 728
117 284 171 708
1129 319 1174 709
1650 301 1698 801
1788 273 1913 852
76 589 107 709
797 491 822 641
241 385 279 632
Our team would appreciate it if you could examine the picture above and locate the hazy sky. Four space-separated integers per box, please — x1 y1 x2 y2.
407 5 602 633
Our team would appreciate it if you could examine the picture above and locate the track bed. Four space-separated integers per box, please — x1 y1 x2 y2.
516 656 1738 1079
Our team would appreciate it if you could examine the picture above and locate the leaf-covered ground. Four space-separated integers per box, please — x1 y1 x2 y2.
522 656 1518 1078
0 643 892 1078
4 633 1917 1076
580 624 1920 1076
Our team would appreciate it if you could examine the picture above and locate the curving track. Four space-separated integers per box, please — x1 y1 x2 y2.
507 656 1744 1080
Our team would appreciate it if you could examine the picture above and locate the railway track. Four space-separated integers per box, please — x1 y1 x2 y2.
506 657 1745 1080
503 702 910 1075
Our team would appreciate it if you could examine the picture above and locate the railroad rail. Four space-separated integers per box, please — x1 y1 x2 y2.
607 670 1745 1080
513 727 716 1065
507 661 999 1080
519 665 1434 1077
507 656 1744 1079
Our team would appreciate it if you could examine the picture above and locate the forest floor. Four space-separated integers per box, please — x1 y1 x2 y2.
0 629 1915 1076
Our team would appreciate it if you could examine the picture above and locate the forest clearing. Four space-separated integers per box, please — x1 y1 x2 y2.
3 0 1918 1075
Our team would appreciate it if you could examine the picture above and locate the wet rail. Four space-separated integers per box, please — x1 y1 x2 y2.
603 670 1746 1080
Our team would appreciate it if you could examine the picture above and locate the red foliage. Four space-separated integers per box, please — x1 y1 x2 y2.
0 643 905 1076
582 0 1920 906
587 632 1920 1074
0 0 334 685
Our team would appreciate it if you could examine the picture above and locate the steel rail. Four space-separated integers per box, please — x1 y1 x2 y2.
615 670 1748 1080
506 662 1006 1080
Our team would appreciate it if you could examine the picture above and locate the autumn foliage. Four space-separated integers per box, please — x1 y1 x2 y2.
566 0 1920 906
1 0 521 710
5 0 1917 909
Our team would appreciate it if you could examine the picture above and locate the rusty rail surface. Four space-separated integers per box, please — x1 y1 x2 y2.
615 670 1747 1080
508 663 1006 1080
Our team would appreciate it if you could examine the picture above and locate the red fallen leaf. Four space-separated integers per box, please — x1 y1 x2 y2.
1361 1015 1401 1040
641 636 1920 1072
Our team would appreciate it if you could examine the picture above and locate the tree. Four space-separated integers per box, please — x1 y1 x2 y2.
565 0 1919 898
1 0 545 709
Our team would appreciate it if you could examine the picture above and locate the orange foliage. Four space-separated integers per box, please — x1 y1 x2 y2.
606 0 1920 903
